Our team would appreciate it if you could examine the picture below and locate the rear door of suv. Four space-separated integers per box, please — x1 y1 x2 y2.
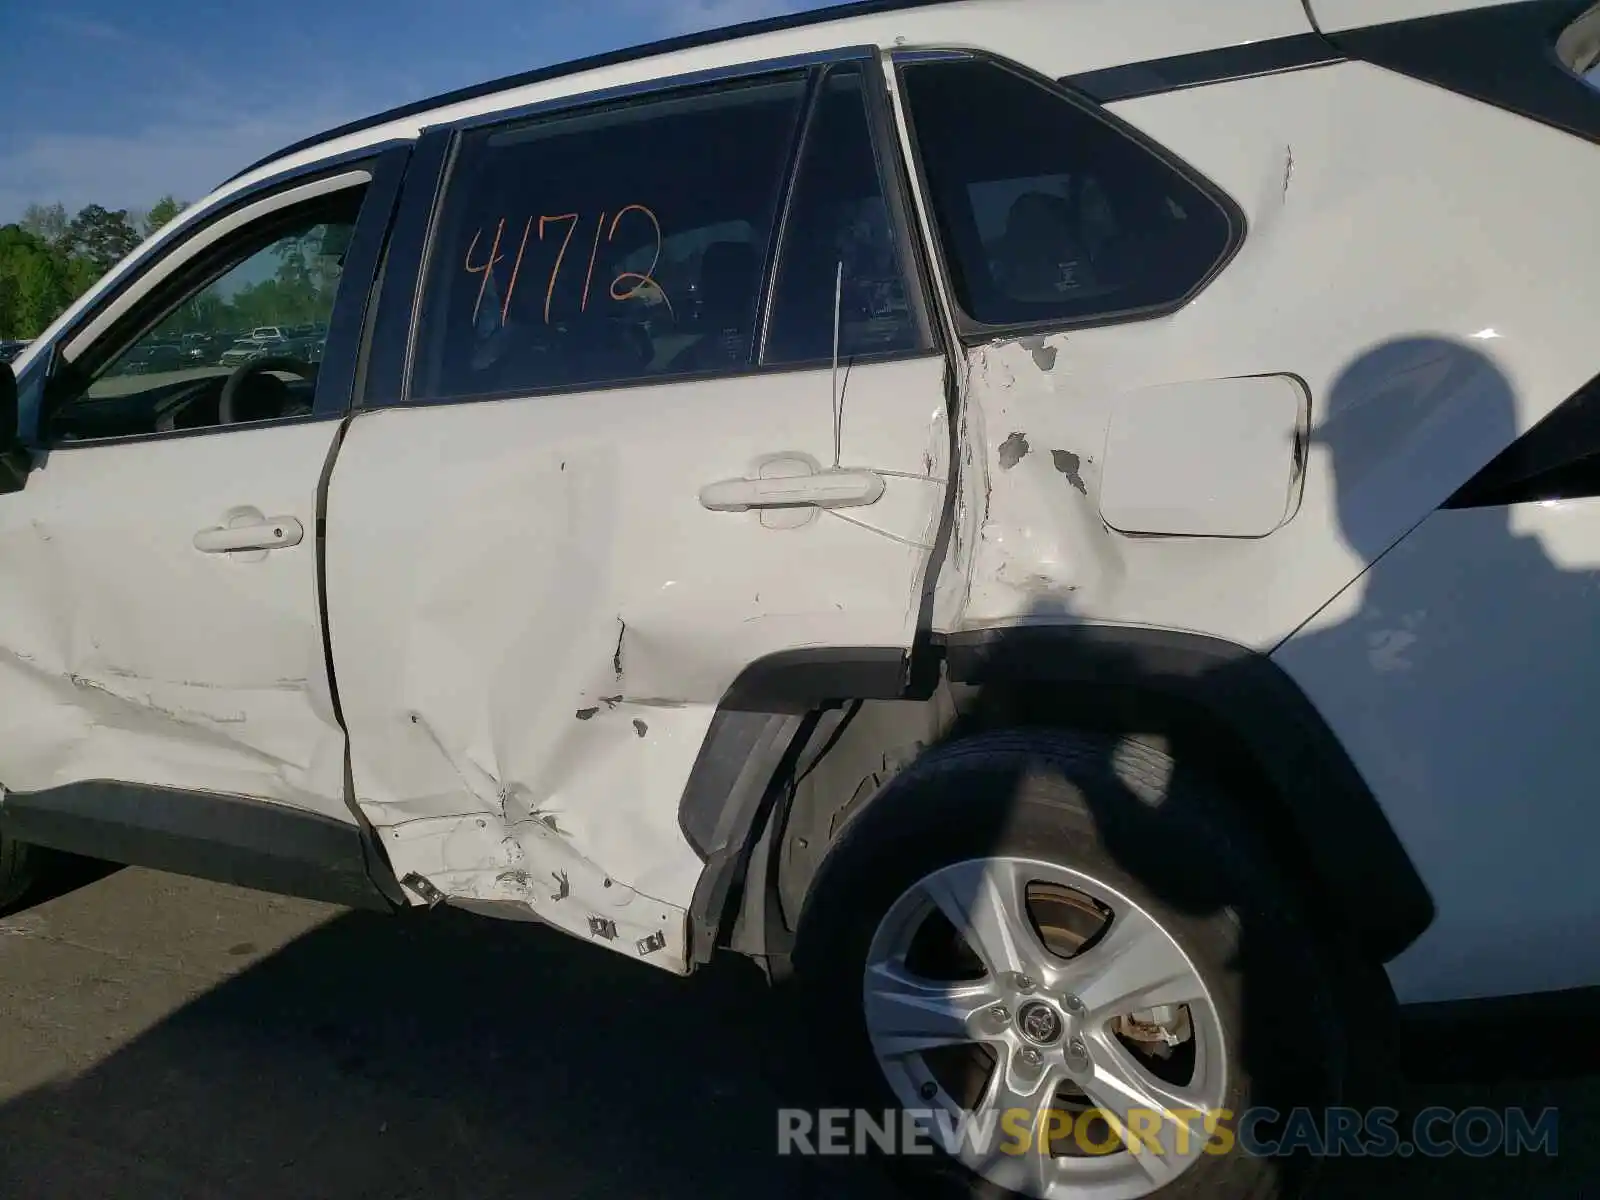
324 51 954 968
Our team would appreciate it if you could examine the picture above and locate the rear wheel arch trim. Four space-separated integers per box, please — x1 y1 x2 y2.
941 624 1435 963
678 646 912 965
680 630 1435 969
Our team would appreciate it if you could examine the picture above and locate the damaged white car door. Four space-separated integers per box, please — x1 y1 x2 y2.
325 56 951 970
0 170 384 836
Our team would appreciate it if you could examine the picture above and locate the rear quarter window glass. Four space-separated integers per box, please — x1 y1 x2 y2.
898 57 1238 333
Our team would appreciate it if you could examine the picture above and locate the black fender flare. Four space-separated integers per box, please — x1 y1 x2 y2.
941 625 1435 963
677 633 1435 968
678 648 911 965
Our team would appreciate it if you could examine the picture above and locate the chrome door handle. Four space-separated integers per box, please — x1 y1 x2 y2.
193 516 303 554
699 468 885 512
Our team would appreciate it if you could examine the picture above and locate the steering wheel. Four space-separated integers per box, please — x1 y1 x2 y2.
218 356 318 425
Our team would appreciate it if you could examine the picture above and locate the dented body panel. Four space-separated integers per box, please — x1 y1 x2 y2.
7 0 1600 1017
325 358 949 971
0 423 350 822
938 61 1600 650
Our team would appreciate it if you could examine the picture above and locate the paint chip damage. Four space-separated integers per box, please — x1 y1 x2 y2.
1051 449 1088 495
997 431 1030 469
1021 334 1058 372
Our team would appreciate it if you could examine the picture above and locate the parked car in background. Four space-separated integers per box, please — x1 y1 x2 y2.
0 340 29 364
4 3 1600 1198
118 341 186 375
181 332 231 366
217 338 272 368
280 334 326 365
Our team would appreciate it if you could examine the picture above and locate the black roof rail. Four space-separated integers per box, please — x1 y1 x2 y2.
223 0 939 186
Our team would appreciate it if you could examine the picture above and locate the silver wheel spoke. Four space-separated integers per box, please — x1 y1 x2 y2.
863 855 1229 1200
973 1059 1069 1196
1079 1030 1215 1186
864 960 1002 1057
918 858 1037 979
1063 905 1206 1021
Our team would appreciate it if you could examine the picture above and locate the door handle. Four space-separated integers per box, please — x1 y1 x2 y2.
699 468 885 512
193 516 303 554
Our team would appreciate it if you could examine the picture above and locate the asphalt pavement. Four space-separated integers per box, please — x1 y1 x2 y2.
0 860 1592 1199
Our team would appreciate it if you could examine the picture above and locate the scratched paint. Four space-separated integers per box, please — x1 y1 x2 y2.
326 353 950 975
0 421 353 823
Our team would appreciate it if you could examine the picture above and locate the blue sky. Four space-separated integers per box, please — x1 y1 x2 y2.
0 0 836 223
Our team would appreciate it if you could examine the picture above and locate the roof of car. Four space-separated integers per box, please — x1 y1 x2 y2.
226 0 941 185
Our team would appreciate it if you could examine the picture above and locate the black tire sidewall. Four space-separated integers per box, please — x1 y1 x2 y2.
789 731 1345 1200
0 829 38 911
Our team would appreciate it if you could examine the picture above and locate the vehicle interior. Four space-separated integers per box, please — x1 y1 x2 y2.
901 57 1235 328
41 190 361 443
413 73 811 401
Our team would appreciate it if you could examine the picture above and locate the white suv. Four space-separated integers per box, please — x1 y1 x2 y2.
2 2 1598 1197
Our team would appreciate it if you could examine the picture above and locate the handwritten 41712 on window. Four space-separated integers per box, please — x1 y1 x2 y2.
462 205 672 328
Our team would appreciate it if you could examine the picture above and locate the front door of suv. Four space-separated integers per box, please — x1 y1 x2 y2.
0 154 404 902
326 55 952 967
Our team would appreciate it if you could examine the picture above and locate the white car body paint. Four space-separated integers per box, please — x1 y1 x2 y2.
1306 0 1534 31
6 0 1308 381
0 421 349 821
5 0 1600 1006
326 356 948 971
1274 498 1600 1002
1096 375 1308 539
921 57 1600 1001
938 60 1600 646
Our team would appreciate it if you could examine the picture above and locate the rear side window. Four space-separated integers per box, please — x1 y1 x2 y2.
898 57 1238 333
410 74 807 402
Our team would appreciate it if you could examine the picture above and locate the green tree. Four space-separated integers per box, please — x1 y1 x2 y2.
20 202 69 249
65 254 100 299
0 225 72 338
63 204 141 276
143 195 186 237
0 270 16 338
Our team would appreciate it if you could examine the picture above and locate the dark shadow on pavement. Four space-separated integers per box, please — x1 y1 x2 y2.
0 903 882 1200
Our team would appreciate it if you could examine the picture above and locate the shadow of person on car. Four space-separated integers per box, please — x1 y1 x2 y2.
1270 338 1600 1089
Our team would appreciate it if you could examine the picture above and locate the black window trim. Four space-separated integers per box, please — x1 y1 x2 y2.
757 54 939 366
224 1 954 185
359 128 456 409
859 50 947 362
367 43 943 413
23 141 412 451
1061 32 1345 105
890 47 1248 347
754 69 827 363
1329 0 1600 148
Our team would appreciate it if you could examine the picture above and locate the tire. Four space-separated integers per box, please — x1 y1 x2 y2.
0 828 40 912
789 730 1357 1200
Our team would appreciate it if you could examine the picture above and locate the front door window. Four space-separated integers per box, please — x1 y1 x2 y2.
46 197 360 443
